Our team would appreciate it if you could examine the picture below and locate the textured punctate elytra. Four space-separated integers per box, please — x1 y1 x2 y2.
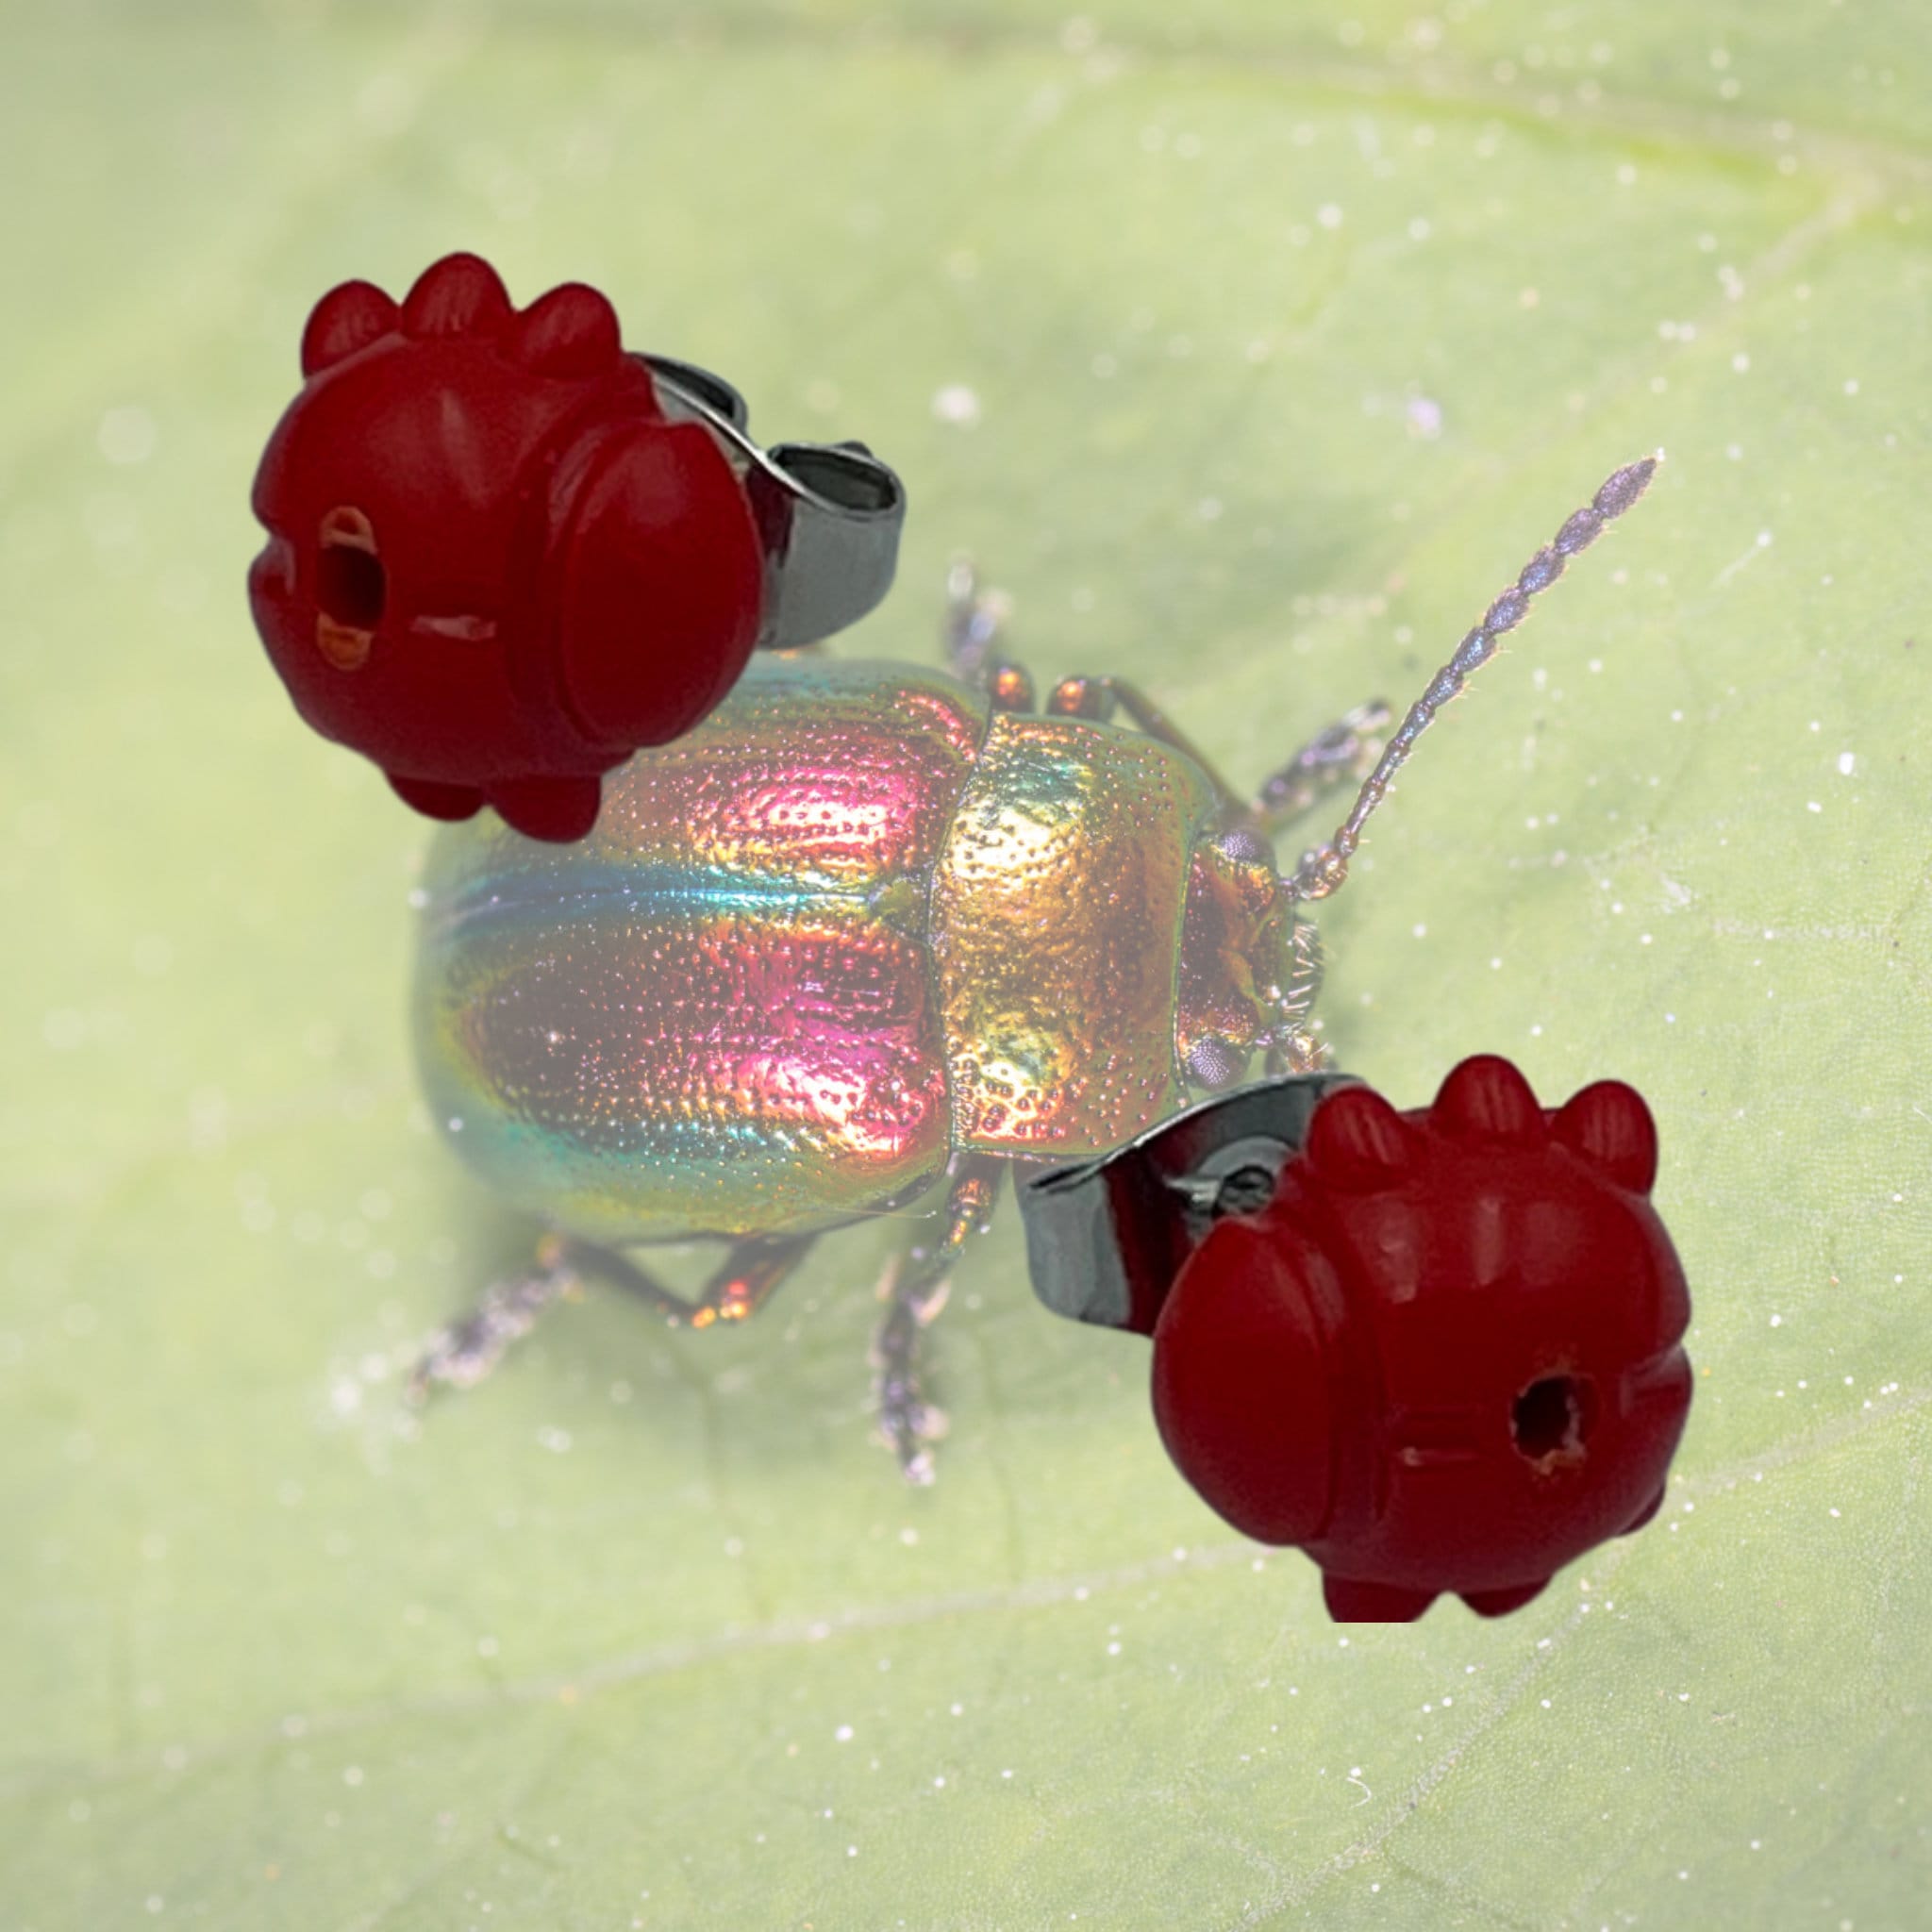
1149 1056 1692 1622
249 252 765 841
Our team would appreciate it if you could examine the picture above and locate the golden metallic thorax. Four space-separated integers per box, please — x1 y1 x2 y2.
930 713 1219 1155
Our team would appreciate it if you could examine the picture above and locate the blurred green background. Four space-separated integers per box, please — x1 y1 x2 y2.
4 2 1929 1926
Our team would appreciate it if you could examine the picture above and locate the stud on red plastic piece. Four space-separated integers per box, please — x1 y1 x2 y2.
248 252 904 841
1019 1057 1692 1622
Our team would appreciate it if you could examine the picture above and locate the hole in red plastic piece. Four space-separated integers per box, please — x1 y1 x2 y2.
319 540 387 629
1510 1373 1596 1469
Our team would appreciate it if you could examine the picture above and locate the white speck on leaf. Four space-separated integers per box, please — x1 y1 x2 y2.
932 385 981 425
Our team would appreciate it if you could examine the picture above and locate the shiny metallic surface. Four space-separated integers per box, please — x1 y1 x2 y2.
413 655 988 1243
931 714 1218 1155
643 355 906 653
1018 1072 1363 1332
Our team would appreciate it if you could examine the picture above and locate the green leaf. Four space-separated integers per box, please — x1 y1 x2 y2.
4 4 1928 1925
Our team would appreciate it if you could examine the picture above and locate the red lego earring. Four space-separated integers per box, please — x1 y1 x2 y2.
1019 1056 1693 1622
247 252 904 841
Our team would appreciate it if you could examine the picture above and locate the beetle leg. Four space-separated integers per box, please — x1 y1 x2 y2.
942 561 1036 712
1045 674 1251 825
408 1232 819 1401
872 1152 1006 1485
1244 701 1394 838
568 1232 819 1329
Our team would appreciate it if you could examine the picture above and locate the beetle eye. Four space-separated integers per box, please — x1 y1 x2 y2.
1214 825 1273 866
1185 1035 1247 1090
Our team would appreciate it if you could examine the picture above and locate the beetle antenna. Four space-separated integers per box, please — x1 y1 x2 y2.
1286 453 1659 902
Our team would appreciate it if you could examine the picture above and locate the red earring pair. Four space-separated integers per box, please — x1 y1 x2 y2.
250 262 1691 1623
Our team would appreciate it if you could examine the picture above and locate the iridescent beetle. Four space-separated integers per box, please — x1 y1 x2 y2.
410 458 1657 1479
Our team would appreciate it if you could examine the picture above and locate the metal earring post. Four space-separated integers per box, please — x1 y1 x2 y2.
643 354 907 653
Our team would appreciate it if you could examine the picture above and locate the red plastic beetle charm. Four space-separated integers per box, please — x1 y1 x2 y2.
248 252 903 841
1020 1056 1693 1622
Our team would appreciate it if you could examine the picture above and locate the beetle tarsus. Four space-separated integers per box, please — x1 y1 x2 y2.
408 1240 578 1400
872 1298 952 1485
872 1270 955 1483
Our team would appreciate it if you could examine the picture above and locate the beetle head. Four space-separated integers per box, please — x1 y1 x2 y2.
1176 825 1323 1087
